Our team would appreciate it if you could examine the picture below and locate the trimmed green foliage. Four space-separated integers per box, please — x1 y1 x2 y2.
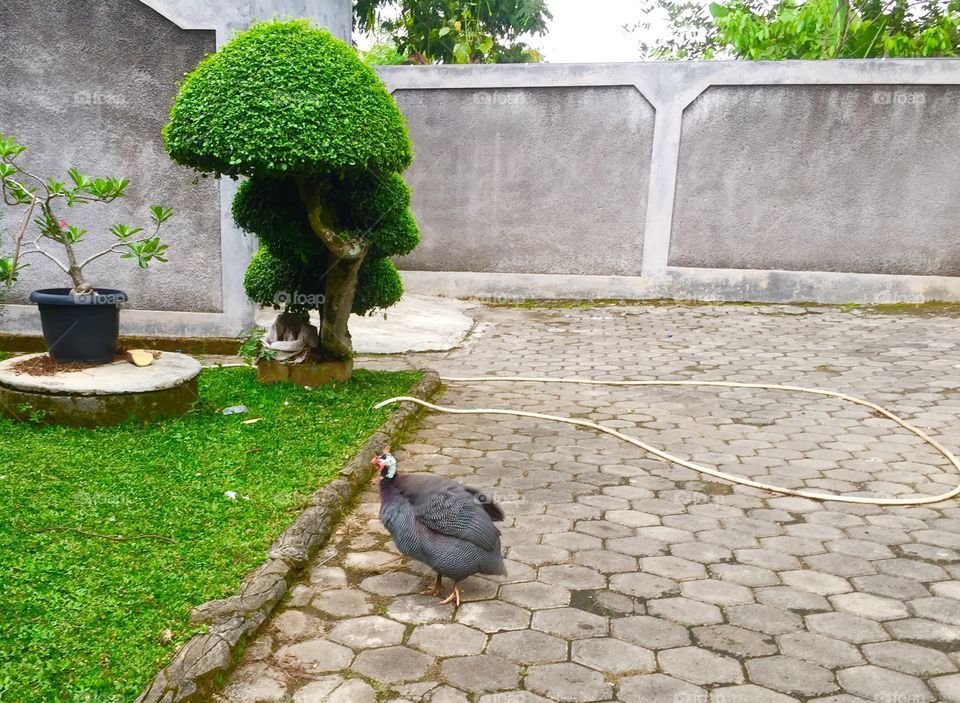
337 171 420 259
0 367 421 702
163 20 412 177
166 19 420 354
355 257 405 314
232 178 325 263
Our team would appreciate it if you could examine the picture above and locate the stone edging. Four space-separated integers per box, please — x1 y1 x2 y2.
135 370 441 703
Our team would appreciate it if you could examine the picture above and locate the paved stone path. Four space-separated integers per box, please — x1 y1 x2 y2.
217 303 960 703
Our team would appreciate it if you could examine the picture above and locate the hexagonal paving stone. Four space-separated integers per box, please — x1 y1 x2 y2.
539 564 607 591
673 541 735 565
326 679 377 703
352 645 434 684
270 609 322 642
456 601 531 632
777 632 864 668
609 572 679 599
428 686 470 703
220 664 288 703
861 641 957 675
639 555 708 581
681 579 754 606
311 588 372 617
543 531 603 552
781 570 852 595
275 639 353 674
605 509 660 528
291 677 345 703
746 655 839 697
692 624 777 658
308 565 348 589
911 597 960 626
726 604 804 635
328 615 405 649
532 607 608 639
573 549 638 573
829 592 909 620
648 597 723 625
440 654 520 693
836 665 934 703
487 629 568 664
658 646 744 685
343 550 399 572
571 637 655 675
710 563 779 587
617 673 707 703
755 586 830 613
711 684 801 703
806 612 889 644
359 571 424 597
408 623 487 657
500 581 571 609
477 693 552 703
508 543 571 566
386 594 456 624
826 539 894 561
525 662 613 703
930 673 960 702
612 615 691 649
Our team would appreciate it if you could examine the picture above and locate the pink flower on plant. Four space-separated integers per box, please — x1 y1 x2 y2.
58 219 68 228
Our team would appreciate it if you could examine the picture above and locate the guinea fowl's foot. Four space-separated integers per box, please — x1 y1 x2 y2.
420 573 444 597
438 583 463 607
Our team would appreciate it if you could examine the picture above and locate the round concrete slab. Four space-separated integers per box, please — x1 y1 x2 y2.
0 352 201 396
0 352 202 427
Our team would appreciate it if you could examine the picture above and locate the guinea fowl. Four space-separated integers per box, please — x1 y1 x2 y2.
372 446 507 606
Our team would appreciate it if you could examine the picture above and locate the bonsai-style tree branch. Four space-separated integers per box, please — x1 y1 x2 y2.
0 133 172 295
164 20 419 365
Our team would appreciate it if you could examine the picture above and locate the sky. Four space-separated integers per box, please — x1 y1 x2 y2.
529 0 648 63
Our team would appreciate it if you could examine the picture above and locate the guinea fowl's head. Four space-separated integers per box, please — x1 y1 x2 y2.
371 445 398 480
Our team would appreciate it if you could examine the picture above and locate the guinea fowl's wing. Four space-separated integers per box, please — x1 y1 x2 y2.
395 474 501 552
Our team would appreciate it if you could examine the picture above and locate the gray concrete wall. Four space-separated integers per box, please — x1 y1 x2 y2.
0 0 351 337
670 84 960 276
379 60 960 305
396 86 653 276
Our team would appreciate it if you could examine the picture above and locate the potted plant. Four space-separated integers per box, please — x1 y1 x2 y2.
0 133 171 363
163 20 419 384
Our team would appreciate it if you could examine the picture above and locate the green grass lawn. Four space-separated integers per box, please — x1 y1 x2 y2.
0 367 420 702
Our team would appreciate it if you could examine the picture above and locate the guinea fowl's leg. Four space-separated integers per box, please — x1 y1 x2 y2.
438 582 462 607
420 572 444 597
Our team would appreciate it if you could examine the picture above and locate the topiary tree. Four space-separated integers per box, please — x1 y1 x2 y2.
163 19 419 361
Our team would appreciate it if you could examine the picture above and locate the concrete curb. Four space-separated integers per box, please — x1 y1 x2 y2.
135 370 442 703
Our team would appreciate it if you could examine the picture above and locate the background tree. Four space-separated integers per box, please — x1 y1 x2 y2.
355 0 550 63
630 0 960 59
164 20 419 362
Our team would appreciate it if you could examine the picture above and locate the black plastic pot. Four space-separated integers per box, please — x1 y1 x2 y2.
29 288 127 363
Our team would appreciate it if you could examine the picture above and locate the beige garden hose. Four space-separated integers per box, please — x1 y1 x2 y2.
375 376 960 507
